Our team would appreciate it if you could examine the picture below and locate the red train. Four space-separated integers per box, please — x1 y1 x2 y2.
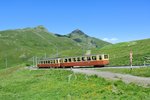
37 54 109 68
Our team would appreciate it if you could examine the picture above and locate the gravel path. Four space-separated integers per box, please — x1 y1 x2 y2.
26 66 150 87
70 69 150 87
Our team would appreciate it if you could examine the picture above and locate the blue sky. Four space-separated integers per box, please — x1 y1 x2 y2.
0 0 150 43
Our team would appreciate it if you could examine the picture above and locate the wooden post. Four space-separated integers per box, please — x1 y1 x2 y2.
130 50 133 70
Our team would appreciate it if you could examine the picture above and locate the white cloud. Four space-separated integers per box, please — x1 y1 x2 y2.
102 37 118 43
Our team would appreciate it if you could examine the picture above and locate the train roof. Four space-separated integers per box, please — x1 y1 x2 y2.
38 54 108 61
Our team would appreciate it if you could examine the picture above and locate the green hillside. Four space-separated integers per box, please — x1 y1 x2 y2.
92 38 150 66
55 29 111 49
0 26 149 69
0 26 111 69
0 26 82 69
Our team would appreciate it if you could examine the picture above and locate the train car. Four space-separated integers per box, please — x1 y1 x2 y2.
37 54 109 68
37 58 61 68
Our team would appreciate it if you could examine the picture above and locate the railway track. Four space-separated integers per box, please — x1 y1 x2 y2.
26 66 145 70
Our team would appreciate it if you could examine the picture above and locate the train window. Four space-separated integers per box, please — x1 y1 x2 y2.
40 61 43 64
82 57 85 61
53 60 55 64
104 55 108 59
68 58 71 62
64 59 67 62
56 60 58 64
87 57 91 61
99 56 102 60
92 56 96 60
73 58 76 62
77 57 80 61
48 61 50 63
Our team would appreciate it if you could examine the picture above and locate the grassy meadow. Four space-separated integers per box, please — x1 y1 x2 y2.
0 67 150 100
97 67 150 77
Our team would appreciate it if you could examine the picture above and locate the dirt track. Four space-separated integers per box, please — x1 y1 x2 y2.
70 69 150 87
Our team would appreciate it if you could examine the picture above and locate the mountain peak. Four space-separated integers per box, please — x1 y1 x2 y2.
67 29 111 48
71 29 86 36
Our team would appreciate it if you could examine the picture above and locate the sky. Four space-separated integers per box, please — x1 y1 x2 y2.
0 0 150 43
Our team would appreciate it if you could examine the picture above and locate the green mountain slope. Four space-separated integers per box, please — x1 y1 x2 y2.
0 25 149 69
0 26 111 69
0 26 82 69
55 29 111 49
67 29 111 49
92 38 150 66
